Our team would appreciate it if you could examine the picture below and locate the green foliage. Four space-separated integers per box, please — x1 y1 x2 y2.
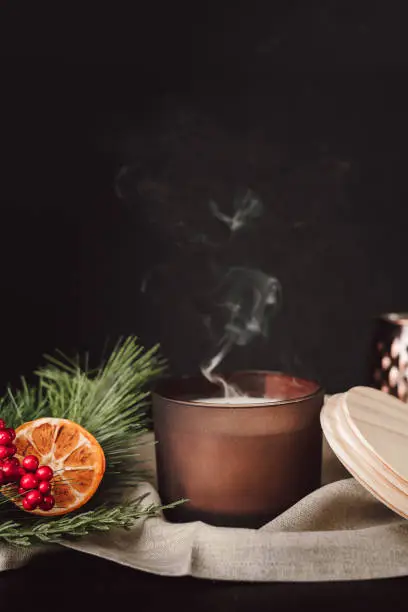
0 498 171 547
0 337 169 546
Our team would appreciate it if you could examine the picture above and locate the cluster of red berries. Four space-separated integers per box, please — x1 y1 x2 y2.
0 419 55 512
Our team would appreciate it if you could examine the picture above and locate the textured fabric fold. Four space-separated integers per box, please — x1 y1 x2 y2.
4 433 408 581
61 436 408 581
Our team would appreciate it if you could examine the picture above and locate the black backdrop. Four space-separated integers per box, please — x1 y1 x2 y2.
1 1 408 394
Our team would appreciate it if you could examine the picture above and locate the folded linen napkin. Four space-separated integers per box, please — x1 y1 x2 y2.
2 434 408 581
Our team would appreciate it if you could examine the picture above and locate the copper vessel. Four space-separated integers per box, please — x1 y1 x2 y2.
371 313 408 402
152 371 324 528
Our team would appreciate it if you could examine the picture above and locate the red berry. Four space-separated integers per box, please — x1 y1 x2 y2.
0 470 5 485
2 463 19 481
0 446 9 460
5 444 17 457
36 466 53 481
22 497 36 511
6 457 19 467
38 481 51 495
20 473 38 490
0 419 6 430
18 486 25 495
25 489 42 508
17 466 26 478
6 428 16 441
0 431 12 445
39 495 55 511
22 455 39 472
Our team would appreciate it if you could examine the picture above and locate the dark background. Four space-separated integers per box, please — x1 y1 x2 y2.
1 0 408 394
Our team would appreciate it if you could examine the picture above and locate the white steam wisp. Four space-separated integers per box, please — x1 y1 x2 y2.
202 267 281 397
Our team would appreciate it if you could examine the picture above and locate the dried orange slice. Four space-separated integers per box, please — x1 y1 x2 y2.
13 418 105 516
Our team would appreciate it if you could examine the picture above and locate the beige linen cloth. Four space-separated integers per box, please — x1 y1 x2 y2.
2 433 408 581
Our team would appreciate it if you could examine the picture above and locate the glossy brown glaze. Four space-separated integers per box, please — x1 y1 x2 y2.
152 372 324 528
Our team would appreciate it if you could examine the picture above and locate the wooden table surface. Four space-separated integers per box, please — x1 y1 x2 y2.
1 548 408 612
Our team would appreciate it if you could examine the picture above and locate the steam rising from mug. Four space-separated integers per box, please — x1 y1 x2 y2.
202 267 282 396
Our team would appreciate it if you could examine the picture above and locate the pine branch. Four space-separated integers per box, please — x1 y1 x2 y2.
0 498 184 547
0 337 173 546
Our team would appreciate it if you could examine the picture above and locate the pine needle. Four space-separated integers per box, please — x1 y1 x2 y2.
0 497 185 547
0 337 171 546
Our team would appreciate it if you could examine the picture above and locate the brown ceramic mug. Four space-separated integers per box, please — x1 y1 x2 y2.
152 371 324 528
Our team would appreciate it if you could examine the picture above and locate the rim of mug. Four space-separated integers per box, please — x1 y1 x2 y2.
153 371 325 408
